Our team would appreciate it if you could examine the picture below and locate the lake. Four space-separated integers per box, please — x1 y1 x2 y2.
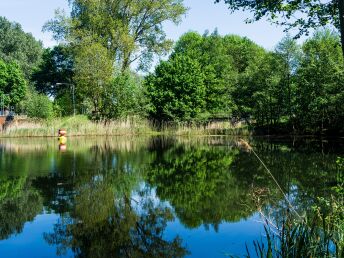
0 136 342 257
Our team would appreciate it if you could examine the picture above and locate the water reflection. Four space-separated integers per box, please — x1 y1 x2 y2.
0 136 342 257
0 176 42 240
146 142 255 229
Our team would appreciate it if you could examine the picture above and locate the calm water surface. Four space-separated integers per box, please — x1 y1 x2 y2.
0 136 342 257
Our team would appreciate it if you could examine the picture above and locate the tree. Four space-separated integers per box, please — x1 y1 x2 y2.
295 30 344 134
73 42 113 116
21 90 54 119
0 59 27 107
32 45 74 97
275 35 301 126
101 71 147 120
215 0 344 57
0 16 43 78
223 36 268 122
172 31 236 117
44 0 188 71
145 54 206 122
233 50 285 127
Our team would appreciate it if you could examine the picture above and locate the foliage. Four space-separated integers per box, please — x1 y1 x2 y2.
0 16 43 78
21 90 54 119
274 35 301 126
44 0 187 71
145 54 206 122
101 71 147 120
73 42 113 116
215 0 344 56
232 48 285 126
294 30 344 134
32 45 74 97
0 59 27 107
172 31 236 117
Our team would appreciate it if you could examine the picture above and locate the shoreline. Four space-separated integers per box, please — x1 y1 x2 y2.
1 116 343 139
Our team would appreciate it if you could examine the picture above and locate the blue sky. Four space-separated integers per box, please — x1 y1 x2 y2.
0 0 288 51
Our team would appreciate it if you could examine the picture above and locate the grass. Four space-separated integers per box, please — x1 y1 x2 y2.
1 115 154 137
1 115 251 138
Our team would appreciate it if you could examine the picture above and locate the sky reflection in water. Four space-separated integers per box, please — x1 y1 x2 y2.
0 136 342 257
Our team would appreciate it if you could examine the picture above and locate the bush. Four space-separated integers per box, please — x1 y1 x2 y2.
101 71 147 120
21 91 54 119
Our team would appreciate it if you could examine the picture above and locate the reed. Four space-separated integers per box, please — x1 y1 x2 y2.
1 116 251 137
1 115 154 137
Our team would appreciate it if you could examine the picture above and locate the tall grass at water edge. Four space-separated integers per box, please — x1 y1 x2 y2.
0 115 153 137
1 116 250 137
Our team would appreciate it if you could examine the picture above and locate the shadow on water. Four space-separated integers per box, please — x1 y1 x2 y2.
0 136 342 257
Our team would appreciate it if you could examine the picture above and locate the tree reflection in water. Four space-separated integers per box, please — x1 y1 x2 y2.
0 136 342 257
42 161 188 257
0 176 43 240
146 141 257 230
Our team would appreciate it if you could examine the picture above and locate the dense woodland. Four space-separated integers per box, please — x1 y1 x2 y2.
0 0 344 135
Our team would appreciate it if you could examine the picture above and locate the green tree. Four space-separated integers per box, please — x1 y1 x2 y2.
101 71 147 120
32 45 74 97
172 31 236 117
0 59 27 107
21 90 54 119
225 36 268 122
295 30 344 134
215 0 344 57
73 42 113 116
44 0 187 71
145 55 206 122
0 16 43 78
275 35 301 127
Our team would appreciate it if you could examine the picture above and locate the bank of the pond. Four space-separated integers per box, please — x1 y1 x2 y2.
0 115 250 138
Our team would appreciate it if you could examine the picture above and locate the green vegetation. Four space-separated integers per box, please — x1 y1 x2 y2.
44 0 187 71
244 156 344 257
0 16 43 78
215 0 344 56
0 1 344 137
145 54 206 122
146 29 344 135
20 89 54 119
0 59 27 107
32 45 74 97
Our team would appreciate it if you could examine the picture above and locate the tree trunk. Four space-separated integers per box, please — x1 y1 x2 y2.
339 0 344 57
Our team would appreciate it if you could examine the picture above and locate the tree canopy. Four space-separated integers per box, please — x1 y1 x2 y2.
73 42 113 116
0 16 43 78
215 0 344 56
145 54 206 122
0 59 27 107
32 45 74 97
44 0 188 71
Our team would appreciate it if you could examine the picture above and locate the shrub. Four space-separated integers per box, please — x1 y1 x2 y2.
21 91 54 119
